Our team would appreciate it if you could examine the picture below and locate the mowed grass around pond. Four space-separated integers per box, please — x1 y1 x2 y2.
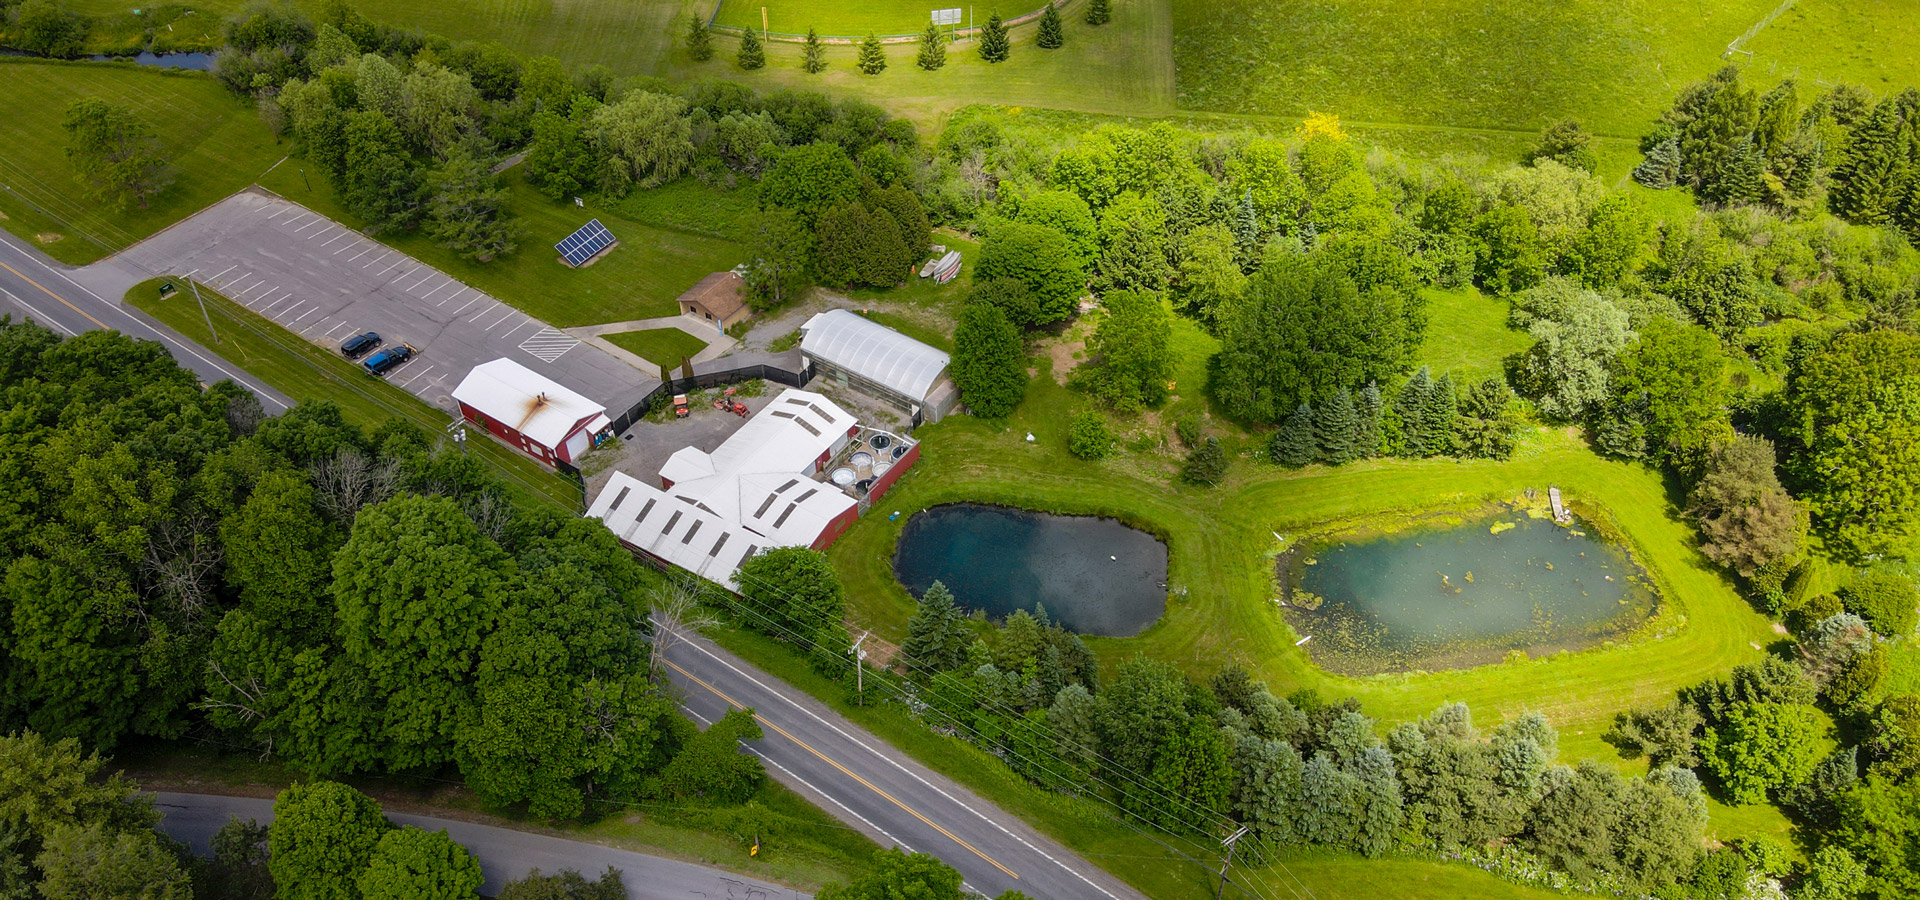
830 341 1776 769
125 277 581 511
256 165 746 327
0 61 285 265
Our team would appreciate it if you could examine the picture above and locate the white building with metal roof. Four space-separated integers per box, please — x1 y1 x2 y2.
799 309 960 424
452 358 612 467
588 388 866 589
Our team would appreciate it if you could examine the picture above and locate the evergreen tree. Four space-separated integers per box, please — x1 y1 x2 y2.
857 32 887 74
976 12 1009 62
902 582 970 674
1712 137 1768 206
917 23 946 70
1354 382 1383 459
1036 2 1063 49
1270 403 1317 468
1830 97 1911 224
687 12 714 61
1392 368 1434 456
1181 437 1228 486
1314 387 1358 465
737 26 765 70
1232 191 1260 266
802 27 826 73
1422 373 1458 457
1633 137 1681 190
1085 0 1110 25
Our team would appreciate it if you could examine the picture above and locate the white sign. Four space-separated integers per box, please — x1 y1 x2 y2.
932 7 962 25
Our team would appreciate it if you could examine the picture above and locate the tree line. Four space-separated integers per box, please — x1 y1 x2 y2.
0 319 777 829
685 0 1100 76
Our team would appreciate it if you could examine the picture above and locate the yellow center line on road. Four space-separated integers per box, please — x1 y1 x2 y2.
0 261 107 329
662 657 1019 881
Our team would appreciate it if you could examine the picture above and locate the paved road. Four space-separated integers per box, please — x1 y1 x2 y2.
154 792 808 900
111 191 657 418
0 230 292 411
659 629 1145 900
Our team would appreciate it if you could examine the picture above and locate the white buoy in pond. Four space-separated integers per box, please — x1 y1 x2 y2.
1295 635 1313 646
1110 555 1117 560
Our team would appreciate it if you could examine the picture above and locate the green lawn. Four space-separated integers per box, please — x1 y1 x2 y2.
1414 287 1531 384
605 326 713 366
712 0 1043 39
830 330 1776 768
256 165 746 327
125 278 582 512
1891 643 1920 696
0 61 285 265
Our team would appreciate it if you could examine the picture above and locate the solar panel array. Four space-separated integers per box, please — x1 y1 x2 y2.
555 219 615 266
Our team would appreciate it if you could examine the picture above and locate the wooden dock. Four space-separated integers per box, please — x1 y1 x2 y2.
1549 486 1572 523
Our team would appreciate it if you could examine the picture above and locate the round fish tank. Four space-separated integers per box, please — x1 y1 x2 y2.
870 434 893 450
851 451 874 468
830 467 856 486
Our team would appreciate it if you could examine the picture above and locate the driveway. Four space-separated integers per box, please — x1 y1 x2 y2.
111 190 658 418
154 792 808 900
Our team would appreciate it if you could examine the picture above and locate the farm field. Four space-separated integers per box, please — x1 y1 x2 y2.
255 164 746 328
708 0 1037 39
0 60 284 265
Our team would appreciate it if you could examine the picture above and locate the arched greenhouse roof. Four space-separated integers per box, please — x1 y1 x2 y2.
800 309 951 401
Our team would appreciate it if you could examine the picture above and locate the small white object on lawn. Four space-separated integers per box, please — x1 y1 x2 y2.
1296 635 1313 646
1025 432 1035 442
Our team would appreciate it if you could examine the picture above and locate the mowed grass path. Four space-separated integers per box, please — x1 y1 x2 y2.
256 165 745 327
832 369 1776 765
0 61 285 265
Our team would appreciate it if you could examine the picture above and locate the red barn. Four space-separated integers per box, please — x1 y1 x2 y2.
452 358 612 467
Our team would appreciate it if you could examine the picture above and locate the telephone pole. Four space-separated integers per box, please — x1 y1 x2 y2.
186 276 217 344
852 631 869 704
1215 825 1249 900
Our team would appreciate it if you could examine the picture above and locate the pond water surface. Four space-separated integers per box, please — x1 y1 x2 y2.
1285 513 1655 674
892 503 1168 637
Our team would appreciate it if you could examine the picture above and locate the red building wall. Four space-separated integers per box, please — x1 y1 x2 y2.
864 441 920 504
810 502 861 552
458 401 556 465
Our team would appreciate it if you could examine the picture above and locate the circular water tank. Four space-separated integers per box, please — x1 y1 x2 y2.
830 467 856 486
850 451 874 468
874 460 893 477
869 434 892 450
892 445 909 460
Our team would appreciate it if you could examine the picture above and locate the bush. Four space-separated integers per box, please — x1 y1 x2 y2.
659 708 765 803
1066 410 1113 460
1181 437 1227 485
1844 571 1919 637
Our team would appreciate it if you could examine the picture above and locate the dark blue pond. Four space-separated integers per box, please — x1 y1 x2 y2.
892 503 1168 637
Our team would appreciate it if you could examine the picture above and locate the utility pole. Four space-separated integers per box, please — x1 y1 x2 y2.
300 167 311 191
186 276 217 344
1215 825 1248 900
852 631 869 704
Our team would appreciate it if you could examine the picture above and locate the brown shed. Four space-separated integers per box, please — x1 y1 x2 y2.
677 271 751 331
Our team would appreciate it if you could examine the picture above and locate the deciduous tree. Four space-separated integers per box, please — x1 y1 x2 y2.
1079 290 1171 410
1699 701 1825 805
950 303 1027 418
268 781 389 900
974 222 1085 323
62 99 175 210
356 827 483 900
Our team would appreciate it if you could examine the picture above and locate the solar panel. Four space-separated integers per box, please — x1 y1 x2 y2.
555 219 615 267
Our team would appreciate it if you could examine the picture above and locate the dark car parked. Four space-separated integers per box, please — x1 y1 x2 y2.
362 343 416 376
339 331 381 359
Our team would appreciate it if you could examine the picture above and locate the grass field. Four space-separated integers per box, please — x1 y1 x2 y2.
605 326 712 366
711 0 1053 39
255 165 745 327
0 61 285 265
1414 287 1530 384
124 277 583 511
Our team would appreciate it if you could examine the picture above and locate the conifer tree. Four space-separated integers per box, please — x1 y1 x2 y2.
1633 137 1681 190
1716 138 1768 206
1036 2 1063 49
1422 373 1458 457
977 11 1010 62
1392 368 1433 456
802 27 826 73
1314 387 1358 465
1270 403 1317 468
1354 382 1383 459
902 582 969 674
917 22 946 70
687 12 714 61
1232 190 1260 266
1182 437 1228 486
857 32 887 74
1085 0 1110 25
1830 98 1910 224
736 25 765 70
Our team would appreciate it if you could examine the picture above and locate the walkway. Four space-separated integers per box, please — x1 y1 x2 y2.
568 313 740 369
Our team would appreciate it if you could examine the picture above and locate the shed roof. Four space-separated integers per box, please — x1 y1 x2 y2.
799 309 950 403
679 271 747 319
452 358 606 448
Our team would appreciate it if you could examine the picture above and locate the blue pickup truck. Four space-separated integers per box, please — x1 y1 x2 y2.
362 343 416 376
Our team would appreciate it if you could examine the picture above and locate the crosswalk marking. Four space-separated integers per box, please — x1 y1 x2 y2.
518 327 581 362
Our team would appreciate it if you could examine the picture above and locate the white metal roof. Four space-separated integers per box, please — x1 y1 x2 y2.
800 309 951 402
452 359 606 448
656 389 858 548
587 472 759 590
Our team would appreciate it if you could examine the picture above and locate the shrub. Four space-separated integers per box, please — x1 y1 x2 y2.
1066 410 1113 460
1843 570 1919 637
1181 437 1227 485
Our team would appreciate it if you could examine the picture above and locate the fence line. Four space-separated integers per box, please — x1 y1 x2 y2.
1723 0 1798 59
706 0 1071 43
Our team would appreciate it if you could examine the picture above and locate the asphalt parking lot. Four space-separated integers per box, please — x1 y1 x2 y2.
118 190 657 418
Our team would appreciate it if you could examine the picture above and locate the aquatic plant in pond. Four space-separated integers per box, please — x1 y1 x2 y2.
892 503 1168 637
1285 512 1655 675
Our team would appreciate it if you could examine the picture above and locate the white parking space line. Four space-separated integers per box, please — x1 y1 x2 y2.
301 317 331 335
396 364 435 387
499 321 537 342
423 280 453 300
349 246 374 262
448 296 480 316
266 208 292 221
407 271 437 290
375 260 405 278
482 309 517 331
333 240 359 255
274 304 308 323
208 264 237 282
321 231 352 248
242 281 275 298
249 289 287 310
182 268 199 279
260 293 296 314
324 321 355 338
221 273 253 291
295 220 328 235
293 307 320 323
